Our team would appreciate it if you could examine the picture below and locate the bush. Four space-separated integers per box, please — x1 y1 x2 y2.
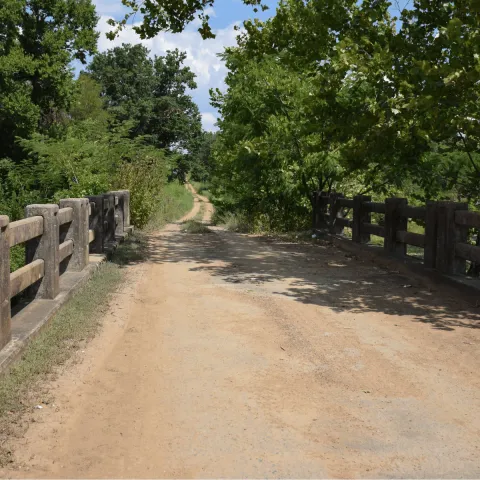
213 211 252 233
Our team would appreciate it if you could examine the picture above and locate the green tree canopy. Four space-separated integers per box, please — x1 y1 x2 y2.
209 0 480 230
88 44 202 152
0 0 98 160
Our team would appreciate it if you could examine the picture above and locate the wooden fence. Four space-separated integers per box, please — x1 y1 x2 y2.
0 190 132 350
312 191 480 278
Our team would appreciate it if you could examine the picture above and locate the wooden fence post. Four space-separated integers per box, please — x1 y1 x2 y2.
424 201 438 269
0 216 11 349
436 201 469 275
25 204 59 299
352 195 371 243
329 193 345 234
384 198 408 256
59 198 89 271
312 191 329 230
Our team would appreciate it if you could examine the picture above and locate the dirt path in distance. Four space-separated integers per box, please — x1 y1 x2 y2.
2 186 480 479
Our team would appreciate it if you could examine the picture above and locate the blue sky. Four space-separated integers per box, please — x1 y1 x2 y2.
90 0 278 131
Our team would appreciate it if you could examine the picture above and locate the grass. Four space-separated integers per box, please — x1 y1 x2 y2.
190 181 212 200
0 183 194 465
181 219 211 234
144 182 194 233
213 211 252 233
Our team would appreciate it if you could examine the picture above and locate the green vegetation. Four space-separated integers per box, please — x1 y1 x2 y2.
213 211 252 233
205 0 479 234
190 181 213 200
107 0 267 41
181 220 211 234
0 2 208 231
145 183 194 233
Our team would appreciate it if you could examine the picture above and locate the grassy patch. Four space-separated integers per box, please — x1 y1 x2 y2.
144 182 194 233
190 181 212 200
213 211 252 233
181 220 211 234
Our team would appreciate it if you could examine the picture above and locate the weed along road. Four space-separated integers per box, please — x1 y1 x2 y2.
2 188 480 478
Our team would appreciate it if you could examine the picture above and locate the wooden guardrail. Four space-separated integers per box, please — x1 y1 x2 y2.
312 191 480 278
0 190 132 350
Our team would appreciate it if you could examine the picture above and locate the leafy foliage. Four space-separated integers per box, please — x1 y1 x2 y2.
0 1 207 230
107 0 268 40
88 44 201 151
209 0 480 231
0 0 98 160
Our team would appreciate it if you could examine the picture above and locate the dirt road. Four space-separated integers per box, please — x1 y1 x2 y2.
3 188 480 478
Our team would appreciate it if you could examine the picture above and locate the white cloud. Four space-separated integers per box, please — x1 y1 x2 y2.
95 11 243 132
96 15 242 99
201 112 219 132
94 0 129 17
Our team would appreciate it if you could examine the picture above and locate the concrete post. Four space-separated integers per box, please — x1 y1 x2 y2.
25 204 59 299
424 201 438 269
352 195 371 243
103 193 116 249
59 198 89 271
384 198 408 257
123 190 130 229
109 190 130 230
436 201 468 275
329 193 345 234
87 195 104 254
107 191 125 238
0 216 11 349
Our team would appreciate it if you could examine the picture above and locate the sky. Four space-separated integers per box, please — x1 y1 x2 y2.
87 0 279 132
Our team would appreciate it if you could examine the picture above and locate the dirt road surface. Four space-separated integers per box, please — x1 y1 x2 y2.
2 188 480 478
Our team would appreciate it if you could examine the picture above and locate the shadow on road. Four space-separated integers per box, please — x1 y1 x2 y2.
145 226 480 332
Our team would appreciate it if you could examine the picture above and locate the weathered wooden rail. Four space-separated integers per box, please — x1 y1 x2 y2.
312 191 480 278
0 190 132 350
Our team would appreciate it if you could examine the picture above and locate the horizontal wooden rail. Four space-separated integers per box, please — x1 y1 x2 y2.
59 240 74 263
455 242 480 264
455 210 480 229
9 217 43 248
335 217 353 228
363 202 386 214
338 198 354 208
362 222 385 237
58 207 73 225
89 229 95 244
396 230 425 248
399 205 426 221
10 259 44 298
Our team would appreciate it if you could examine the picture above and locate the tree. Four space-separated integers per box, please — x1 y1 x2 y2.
88 44 202 152
209 0 480 230
189 131 217 181
107 0 268 41
0 0 98 160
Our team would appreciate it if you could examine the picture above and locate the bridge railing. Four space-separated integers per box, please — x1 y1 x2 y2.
0 190 132 350
312 191 480 278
